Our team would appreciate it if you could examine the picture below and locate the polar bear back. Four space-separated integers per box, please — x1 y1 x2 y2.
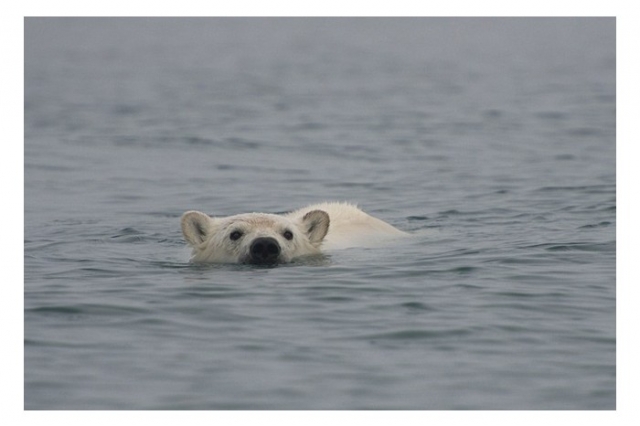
285 202 407 251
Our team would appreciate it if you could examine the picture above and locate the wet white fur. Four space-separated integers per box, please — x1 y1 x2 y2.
181 202 407 264
285 202 407 251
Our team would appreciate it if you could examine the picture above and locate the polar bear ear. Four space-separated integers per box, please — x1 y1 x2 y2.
181 211 214 246
300 210 330 245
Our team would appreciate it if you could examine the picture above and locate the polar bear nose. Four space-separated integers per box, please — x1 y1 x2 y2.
249 237 281 264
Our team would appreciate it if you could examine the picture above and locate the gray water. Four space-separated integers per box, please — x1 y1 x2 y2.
24 18 615 410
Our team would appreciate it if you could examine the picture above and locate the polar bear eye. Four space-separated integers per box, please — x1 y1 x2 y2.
283 230 293 241
229 230 243 241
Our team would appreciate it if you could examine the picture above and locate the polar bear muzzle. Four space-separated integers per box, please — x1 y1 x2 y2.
248 237 281 264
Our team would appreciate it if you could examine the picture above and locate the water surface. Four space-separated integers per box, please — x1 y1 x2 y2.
25 18 615 409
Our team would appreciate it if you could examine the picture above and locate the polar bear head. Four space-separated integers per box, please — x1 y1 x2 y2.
181 209 330 264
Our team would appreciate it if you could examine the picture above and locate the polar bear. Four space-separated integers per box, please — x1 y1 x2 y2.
181 202 407 264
